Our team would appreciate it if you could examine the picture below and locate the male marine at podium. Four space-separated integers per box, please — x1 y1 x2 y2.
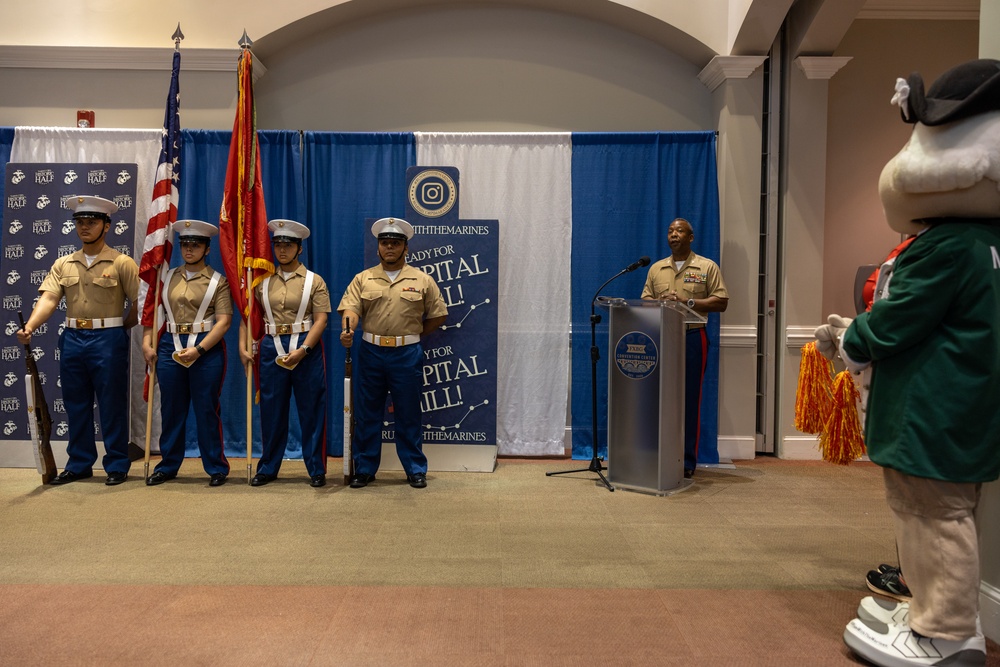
641 217 728 478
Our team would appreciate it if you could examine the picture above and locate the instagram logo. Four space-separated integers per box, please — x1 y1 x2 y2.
421 182 443 205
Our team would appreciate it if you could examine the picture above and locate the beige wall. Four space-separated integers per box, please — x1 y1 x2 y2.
823 19 978 318
254 5 712 132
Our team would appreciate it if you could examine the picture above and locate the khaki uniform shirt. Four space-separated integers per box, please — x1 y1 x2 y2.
253 263 332 323
338 263 448 336
39 245 139 320
641 252 728 330
164 267 233 323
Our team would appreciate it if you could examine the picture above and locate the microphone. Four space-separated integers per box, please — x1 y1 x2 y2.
625 256 651 273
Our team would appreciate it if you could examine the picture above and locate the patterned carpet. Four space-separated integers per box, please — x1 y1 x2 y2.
0 457 995 666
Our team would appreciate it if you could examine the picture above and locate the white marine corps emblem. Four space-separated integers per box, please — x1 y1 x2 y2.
64 170 78 185
3 420 17 436
36 194 51 209
8 219 22 234
62 220 76 235
31 348 44 361
4 372 17 387
11 169 26 185
6 270 20 285
117 170 132 185
34 245 48 260
115 220 128 235
4 321 18 336
56 422 69 437
58 322 66 336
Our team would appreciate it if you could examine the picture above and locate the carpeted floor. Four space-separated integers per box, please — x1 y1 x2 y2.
0 457 996 666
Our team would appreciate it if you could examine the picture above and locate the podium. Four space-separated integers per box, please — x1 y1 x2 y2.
599 298 706 495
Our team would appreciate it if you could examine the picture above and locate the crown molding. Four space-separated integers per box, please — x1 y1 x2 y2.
697 55 768 92
857 0 979 20
0 45 266 78
794 56 853 80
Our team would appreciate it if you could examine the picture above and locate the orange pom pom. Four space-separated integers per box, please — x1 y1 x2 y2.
794 341 834 434
819 370 866 465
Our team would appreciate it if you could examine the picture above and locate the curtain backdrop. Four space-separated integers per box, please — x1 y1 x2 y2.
0 128 14 208
178 129 304 457
416 133 573 456
570 132 721 462
9 126 164 451
0 128 719 463
303 132 416 457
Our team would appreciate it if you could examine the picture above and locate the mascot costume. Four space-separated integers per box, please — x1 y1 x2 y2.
815 59 1000 666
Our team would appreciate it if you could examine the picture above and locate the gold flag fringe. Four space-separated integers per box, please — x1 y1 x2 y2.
819 370 866 465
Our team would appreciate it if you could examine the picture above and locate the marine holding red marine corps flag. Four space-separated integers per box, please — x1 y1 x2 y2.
239 219 330 488
16 195 139 486
141 220 232 487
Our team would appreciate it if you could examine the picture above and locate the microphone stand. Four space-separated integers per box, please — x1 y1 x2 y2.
547 260 647 491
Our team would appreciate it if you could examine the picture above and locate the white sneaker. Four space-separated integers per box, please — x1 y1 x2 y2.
844 618 986 667
857 596 909 633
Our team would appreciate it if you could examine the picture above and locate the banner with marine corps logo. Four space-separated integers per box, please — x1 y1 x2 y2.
365 166 499 450
0 163 138 447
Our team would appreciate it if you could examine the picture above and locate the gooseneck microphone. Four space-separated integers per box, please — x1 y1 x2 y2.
625 256 651 272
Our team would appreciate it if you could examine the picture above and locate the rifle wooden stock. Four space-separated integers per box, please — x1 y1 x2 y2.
18 312 57 484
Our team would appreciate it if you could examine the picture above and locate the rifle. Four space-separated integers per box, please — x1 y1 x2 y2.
343 324 355 486
18 312 57 484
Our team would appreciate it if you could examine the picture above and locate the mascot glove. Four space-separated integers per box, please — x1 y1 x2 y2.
814 314 853 360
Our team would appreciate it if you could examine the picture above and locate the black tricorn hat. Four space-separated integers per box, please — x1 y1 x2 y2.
900 58 1000 126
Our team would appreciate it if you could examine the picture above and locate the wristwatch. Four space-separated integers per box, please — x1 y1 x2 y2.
195 344 206 356
302 344 313 355
686 298 696 308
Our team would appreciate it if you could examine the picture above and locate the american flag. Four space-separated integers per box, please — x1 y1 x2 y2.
138 49 182 328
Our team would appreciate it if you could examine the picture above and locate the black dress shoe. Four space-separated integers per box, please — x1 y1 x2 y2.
49 469 93 485
683 468 694 479
145 470 176 486
310 474 326 488
209 474 227 487
407 473 427 489
349 473 375 489
250 473 276 487
105 471 128 486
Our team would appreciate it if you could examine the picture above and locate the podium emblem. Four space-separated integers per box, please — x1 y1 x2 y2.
614 332 657 380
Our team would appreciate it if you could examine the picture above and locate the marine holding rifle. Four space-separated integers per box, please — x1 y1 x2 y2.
16 195 139 486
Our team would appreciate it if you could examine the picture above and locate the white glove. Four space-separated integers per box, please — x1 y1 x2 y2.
813 314 853 360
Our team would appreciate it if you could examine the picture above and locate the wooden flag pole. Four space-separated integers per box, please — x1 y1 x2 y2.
245 266 254 484
143 271 164 481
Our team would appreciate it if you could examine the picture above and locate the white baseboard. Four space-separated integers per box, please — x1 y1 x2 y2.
717 436 755 460
982 581 1000 644
780 435 824 460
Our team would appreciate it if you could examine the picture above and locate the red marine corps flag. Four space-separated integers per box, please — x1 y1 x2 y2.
219 38 273 343
218 34 274 482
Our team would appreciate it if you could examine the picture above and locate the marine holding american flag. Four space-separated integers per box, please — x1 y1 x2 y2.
16 195 139 486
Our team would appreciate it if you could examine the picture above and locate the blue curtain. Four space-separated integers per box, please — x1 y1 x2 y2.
0 128 15 209
570 132 721 461
302 132 416 456
177 129 304 457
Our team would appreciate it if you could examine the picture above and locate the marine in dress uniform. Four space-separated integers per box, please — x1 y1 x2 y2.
16 195 140 486
640 218 728 478
338 218 448 489
239 219 330 487
141 220 233 487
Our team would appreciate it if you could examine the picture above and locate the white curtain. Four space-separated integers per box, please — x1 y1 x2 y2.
416 133 572 456
11 126 163 451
